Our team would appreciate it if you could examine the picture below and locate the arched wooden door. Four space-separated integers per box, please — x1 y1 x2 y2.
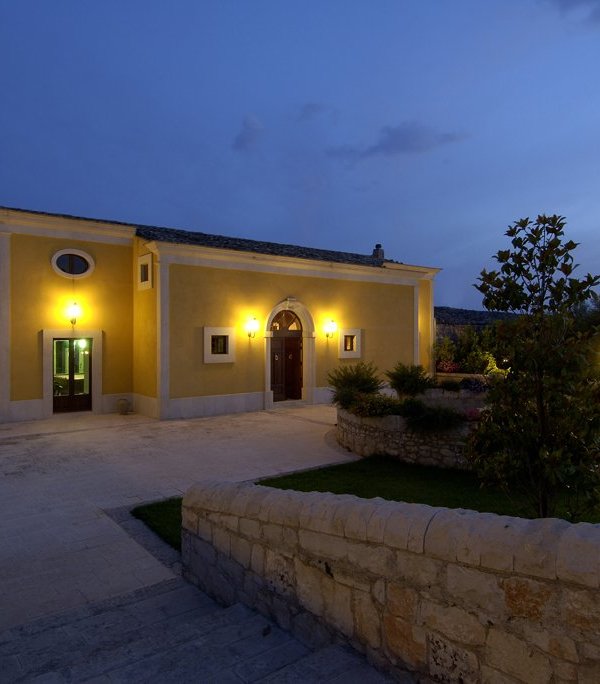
270 310 302 401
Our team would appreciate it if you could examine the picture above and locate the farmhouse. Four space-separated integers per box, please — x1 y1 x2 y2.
0 207 438 422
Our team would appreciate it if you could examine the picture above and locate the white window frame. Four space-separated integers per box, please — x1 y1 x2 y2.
338 328 362 359
204 326 236 364
51 248 95 279
137 253 153 290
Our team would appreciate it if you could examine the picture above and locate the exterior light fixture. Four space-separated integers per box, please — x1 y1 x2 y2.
67 302 82 326
246 317 260 338
324 320 337 338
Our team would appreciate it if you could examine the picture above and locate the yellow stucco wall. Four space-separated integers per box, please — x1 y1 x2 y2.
10 233 133 400
168 263 417 398
132 238 157 397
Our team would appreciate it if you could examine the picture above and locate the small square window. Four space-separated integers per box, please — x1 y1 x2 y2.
137 254 153 290
339 328 362 359
204 327 235 363
211 335 229 355
343 334 356 352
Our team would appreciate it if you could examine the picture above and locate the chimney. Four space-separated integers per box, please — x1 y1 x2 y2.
372 243 384 260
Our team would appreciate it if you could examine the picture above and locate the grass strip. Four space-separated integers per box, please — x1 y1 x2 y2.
129 458 599 549
131 496 182 550
260 457 600 522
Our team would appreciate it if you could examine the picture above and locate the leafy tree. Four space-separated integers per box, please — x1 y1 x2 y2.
455 326 480 366
468 215 600 520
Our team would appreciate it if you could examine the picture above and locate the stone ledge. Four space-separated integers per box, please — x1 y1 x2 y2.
336 408 472 469
184 480 600 583
182 480 600 682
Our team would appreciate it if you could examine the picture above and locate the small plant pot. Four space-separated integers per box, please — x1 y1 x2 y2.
117 398 130 415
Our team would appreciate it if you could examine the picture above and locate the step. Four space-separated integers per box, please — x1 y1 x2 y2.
0 576 408 683
257 644 397 683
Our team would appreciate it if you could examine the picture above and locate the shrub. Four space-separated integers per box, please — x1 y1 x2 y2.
327 362 383 408
386 362 434 398
462 349 489 373
399 398 465 433
438 379 461 392
459 377 488 393
434 336 456 364
349 393 404 417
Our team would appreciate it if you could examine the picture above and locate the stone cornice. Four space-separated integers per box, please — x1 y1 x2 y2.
0 208 135 244
143 239 437 286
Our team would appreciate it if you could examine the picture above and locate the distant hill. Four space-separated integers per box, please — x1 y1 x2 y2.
434 306 515 328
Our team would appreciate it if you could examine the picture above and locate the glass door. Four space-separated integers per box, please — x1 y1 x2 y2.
53 338 92 412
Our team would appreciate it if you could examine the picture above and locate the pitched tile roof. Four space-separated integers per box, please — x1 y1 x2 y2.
1 205 389 268
136 225 388 267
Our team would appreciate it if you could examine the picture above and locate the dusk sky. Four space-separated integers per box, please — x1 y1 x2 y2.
1 1 599 308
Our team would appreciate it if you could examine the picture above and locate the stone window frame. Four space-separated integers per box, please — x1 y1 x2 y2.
137 253 153 290
51 248 95 280
338 328 362 359
204 326 236 364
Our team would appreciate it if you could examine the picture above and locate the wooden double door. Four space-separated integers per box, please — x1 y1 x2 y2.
271 335 302 402
270 310 303 402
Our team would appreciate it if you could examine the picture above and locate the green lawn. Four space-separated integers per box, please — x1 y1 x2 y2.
260 457 600 522
260 457 531 518
130 458 599 549
131 496 182 550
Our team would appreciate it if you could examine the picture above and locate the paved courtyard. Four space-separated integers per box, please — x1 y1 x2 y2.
0 405 353 632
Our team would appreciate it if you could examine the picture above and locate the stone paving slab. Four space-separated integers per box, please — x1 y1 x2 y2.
0 575 396 683
0 407 406 683
0 405 352 631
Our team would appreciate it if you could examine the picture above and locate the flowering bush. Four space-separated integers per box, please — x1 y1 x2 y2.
436 360 460 373
463 408 482 421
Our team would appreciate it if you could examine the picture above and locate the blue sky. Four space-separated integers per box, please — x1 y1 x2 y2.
1 0 599 307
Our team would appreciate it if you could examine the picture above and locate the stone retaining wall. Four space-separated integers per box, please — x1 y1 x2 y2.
336 408 473 469
182 480 600 683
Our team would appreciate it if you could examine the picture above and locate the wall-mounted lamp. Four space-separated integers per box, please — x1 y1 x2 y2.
67 302 82 326
324 319 337 338
246 317 260 338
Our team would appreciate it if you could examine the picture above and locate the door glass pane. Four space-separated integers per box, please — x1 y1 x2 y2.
73 338 91 395
53 340 69 396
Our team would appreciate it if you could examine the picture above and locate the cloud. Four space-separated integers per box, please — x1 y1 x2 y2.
297 102 327 122
232 115 263 151
546 0 600 23
326 121 465 161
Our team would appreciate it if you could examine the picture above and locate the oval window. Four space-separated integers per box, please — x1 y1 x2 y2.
51 249 95 279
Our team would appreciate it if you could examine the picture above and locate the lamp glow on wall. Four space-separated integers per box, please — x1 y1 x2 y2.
67 301 82 326
246 317 260 338
324 319 337 338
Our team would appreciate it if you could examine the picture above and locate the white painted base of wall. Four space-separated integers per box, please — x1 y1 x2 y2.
101 393 134 415
1 387 334 423
162 391 266 420
3 393 136 423
5 399 46 422
312 386 334 404
133 394 159 419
